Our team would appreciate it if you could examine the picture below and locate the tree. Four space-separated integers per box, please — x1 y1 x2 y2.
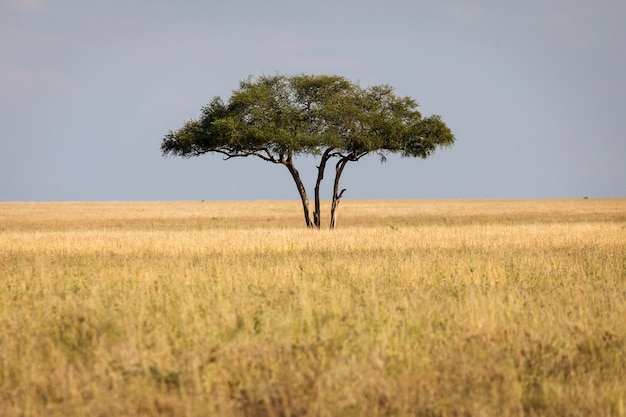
161 74 455 228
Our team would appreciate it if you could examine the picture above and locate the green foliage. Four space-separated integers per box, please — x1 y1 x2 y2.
161 73 454 161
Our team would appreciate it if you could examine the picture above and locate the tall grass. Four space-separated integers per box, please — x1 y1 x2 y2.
1 200 625 416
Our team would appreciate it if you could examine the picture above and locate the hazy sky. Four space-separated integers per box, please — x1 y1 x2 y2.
1 0 625 201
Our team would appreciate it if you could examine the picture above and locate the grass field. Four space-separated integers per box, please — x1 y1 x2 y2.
1 199 625 416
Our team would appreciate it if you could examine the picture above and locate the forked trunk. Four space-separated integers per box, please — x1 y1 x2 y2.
330 158 349 229
313 148 334 229
284 157 314 228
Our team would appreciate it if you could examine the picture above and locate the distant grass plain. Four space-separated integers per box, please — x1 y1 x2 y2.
1 199 625 416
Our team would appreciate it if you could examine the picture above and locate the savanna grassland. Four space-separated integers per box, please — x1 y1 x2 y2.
1 199 625 417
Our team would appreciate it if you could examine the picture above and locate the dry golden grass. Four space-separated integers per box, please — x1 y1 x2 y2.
1 199 625 416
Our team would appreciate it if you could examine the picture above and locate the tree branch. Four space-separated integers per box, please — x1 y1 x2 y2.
211 148 281 163
313 147 335 228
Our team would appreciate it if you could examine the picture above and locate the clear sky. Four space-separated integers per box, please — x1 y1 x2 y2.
1 0 625 201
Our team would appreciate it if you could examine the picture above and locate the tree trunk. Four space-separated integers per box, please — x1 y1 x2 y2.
284 157 314 228
313 148 334 229
330 157 349 229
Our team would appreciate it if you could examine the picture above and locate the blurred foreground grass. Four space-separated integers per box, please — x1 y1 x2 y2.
1 199 625 416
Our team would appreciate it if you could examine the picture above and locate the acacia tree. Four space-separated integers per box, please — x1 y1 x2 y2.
161 74 455 228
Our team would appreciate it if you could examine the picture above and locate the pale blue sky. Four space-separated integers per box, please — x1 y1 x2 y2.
1 0 624 201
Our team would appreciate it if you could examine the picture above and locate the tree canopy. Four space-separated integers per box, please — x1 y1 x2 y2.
161 73 455 228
